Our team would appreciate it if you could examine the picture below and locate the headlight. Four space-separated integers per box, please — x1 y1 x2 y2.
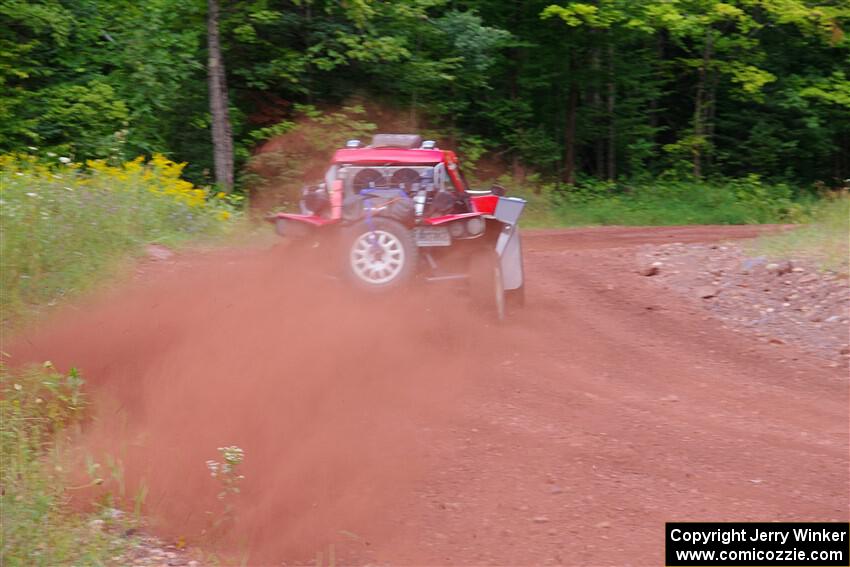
466 217 485 236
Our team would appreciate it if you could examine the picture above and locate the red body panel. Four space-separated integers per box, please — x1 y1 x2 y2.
269 137 525 297
332 148 445 165
424 212 483 226
470 195 498 215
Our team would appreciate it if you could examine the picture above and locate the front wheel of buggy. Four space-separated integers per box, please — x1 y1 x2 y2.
345 217 417 292
469 251 506 322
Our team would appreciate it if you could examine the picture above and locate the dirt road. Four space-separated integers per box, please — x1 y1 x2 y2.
9 225 848 566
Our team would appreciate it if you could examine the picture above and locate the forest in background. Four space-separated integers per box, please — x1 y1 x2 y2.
1 0 849 194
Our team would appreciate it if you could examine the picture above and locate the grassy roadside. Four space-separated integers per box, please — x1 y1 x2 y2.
499 175 818 228
0 153 242 326
0 362 143 566
750 194 849 273
0 153 246 565
1 361 250 566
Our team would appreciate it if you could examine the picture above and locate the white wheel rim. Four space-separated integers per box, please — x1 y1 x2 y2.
350 230 406 285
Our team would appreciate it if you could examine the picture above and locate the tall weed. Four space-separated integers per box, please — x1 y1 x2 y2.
0 362 135 566
551 176 811 226
490 175 815 227
751 194 849 272
0 153 241 321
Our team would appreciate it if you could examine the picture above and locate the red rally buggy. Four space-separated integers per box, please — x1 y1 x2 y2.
268 134 526 320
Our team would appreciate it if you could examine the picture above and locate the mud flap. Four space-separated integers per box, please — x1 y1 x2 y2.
493 197 526 291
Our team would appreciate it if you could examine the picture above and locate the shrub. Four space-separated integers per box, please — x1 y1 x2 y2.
0 153 241 321
751 193 849 272
0 362 135 566
243 104 376 209
489 175 815 228
549 177 813 226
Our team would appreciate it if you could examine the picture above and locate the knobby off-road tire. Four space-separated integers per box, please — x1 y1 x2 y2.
469 250 506 322
344 217 418 292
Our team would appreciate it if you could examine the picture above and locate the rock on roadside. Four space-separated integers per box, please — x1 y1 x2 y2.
637 242 849 366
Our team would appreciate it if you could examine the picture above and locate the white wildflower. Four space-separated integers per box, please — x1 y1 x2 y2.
47 152 56 157
27 146 38 151
26 192 38 197
206 460 219 478
58 156 71 164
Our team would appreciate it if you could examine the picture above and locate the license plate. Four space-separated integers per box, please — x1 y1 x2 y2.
414 226 451 247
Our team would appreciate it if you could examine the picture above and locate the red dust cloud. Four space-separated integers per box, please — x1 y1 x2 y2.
7 243 492 564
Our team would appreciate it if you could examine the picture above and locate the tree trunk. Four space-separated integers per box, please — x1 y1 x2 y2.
649 32 664 135
706 66 719 169
512 0 527 187
410 89 418 130
303 1 314 105
606 41 616 180
692 29 713 178
410 31 421 130
564 81 578 185
207 0 234 191
509 44 527 186
592 45 604 177
836 131 848 184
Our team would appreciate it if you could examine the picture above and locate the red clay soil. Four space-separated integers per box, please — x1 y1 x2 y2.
7 225 848 566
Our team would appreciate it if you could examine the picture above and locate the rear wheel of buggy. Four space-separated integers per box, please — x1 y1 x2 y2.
469 251 505 322
344 217 417 292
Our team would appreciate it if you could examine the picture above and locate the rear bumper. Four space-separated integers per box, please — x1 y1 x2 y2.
266 213 339 238
266 212 338 227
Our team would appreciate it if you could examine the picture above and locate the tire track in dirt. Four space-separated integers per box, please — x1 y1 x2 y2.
7 225 848 566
